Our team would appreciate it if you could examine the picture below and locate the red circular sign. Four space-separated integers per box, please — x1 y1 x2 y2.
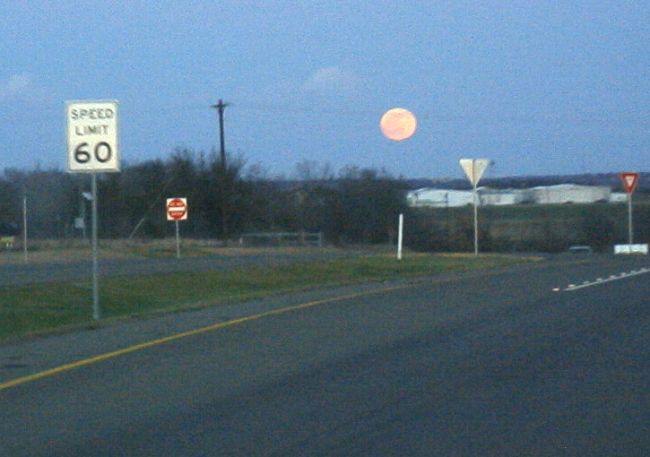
167 198 187 221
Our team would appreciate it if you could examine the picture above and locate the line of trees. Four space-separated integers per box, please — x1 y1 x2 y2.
2 150 647 252
0 150 408 244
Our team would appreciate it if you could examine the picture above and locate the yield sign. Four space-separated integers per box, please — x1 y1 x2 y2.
166 198 188 221
619 172 640 194
460 159 491 187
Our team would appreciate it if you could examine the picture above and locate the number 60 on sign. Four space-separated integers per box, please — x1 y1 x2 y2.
66 100 120 173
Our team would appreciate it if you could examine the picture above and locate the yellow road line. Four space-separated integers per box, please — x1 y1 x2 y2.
1 263 538 392
0 283 413 392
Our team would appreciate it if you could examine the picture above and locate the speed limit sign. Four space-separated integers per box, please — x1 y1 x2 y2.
66 100 119 173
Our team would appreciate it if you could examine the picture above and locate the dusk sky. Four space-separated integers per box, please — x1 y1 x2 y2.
1 1 649 179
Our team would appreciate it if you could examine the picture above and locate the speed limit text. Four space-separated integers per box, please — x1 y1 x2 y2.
70 108 114 136
74 124 110 136
70 107 115 121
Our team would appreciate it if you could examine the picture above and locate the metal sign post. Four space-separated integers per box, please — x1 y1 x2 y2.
472 171 479 256
175 220 181 259
66 100 119 321
459 159 492 256
619 172 640 245
166 198 188 259
627 193 633 245
91 174 100 320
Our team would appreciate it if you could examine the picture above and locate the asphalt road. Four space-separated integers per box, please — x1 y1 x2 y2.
1 255 648 456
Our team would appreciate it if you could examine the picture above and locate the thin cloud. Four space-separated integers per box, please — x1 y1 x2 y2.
302 67 359 94
0 73 32 99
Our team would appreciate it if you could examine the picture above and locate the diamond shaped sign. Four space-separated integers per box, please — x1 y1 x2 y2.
619 172 640 194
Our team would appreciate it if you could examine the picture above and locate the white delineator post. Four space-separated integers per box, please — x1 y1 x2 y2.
397 213 404 260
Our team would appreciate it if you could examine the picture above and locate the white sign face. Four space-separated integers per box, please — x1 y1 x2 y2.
614 244 649 255
166 198 188 221
459 158 491 186
66 100 119 173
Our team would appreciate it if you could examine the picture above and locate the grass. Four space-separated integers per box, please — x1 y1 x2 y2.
0 239 342 265
0 253 536 341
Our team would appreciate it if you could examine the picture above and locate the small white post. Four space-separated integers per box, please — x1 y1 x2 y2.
397 213 404 260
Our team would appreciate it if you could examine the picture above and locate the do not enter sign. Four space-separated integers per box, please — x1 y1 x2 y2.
166 198 188 221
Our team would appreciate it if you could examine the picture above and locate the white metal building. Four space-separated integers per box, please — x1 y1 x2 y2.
529 184 610 204
479 188 528 206
407 188 474 208
408 184 616 208
609 192 628 203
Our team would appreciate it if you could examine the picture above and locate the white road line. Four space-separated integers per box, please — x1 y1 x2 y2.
563 267 650 292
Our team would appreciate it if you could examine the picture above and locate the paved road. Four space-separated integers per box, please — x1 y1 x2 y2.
1 255 648 456
0 251 352 286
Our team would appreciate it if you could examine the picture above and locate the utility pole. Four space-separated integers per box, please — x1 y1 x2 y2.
211 99 230 242
211 99 229 168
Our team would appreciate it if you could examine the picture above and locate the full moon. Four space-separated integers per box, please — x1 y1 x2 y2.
379 107 417 141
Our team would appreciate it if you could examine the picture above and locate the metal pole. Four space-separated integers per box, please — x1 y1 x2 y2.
22 192 28 264
175 220 181 259
397 213 404 260
81 194 87 241
628 193 633 244
91 173 100 321
473 182 479 256
473 160 479 256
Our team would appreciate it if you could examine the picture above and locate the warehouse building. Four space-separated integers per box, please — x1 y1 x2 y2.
406 187 526 208
529 184 610 204
479 188 528 206
609 192 628 203
407 188 474 208
407 184 614 208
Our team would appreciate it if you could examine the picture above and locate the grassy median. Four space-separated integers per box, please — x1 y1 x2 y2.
0 253 535 341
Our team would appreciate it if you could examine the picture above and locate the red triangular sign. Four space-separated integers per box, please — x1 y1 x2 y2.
619 172 639 194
